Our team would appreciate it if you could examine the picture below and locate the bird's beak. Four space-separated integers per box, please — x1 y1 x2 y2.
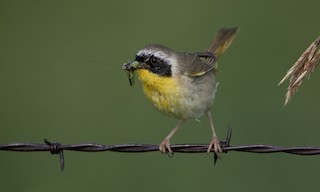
122 60 140 87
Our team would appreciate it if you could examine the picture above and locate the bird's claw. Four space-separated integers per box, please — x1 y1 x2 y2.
159 139 174 157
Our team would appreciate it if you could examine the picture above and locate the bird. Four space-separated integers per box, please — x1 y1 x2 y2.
122 27 238 155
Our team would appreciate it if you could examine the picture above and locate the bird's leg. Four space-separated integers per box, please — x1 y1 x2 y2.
159 119 185 156
206 111 222 154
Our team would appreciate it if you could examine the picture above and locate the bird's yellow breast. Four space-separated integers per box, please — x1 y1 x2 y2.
136 69 182 117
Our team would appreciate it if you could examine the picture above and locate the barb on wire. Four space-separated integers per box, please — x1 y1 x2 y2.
1 128 320 171
44 139 64 171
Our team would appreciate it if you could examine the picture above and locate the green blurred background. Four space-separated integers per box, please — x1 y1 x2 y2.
1 0 320 191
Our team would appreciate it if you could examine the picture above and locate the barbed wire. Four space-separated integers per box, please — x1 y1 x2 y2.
1 128 320 171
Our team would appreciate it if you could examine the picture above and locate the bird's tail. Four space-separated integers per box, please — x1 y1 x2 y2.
208 27 239 59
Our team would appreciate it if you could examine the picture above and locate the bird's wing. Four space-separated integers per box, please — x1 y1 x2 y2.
179 27 238 77
183 52 217 77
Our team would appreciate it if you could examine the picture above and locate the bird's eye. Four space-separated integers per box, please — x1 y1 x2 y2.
149 56 159 65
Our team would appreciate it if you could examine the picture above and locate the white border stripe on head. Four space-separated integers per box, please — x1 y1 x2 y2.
137 49 169 60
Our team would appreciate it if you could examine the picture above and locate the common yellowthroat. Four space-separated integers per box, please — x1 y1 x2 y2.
123 27 238 155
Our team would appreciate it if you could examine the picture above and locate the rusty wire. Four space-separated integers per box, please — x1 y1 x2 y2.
1 128 320 171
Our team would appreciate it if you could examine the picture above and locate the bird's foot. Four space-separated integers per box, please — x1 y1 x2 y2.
159 139 174 157
207 136 222 155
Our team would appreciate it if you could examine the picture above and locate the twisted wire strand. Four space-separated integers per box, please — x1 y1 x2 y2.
1 128 320 171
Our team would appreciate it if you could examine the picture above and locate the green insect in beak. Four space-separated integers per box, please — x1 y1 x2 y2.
122 60 140 86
